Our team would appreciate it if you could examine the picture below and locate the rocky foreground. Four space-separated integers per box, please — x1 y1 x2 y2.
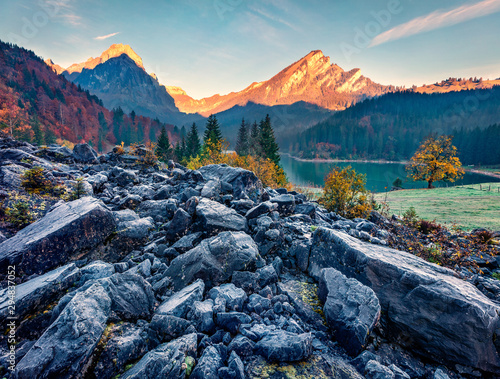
0 138 500 379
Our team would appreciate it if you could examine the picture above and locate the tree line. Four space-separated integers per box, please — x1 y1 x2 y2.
290 87 500 165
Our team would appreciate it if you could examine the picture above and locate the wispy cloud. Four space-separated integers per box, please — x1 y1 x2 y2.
370 0 500 47
41 0 83 26
249 3 299 31
94 32 120 40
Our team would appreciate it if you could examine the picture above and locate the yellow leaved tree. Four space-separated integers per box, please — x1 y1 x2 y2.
406 135 464 189
319 166 372 219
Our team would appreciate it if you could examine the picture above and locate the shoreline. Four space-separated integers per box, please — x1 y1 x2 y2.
281 153 500 179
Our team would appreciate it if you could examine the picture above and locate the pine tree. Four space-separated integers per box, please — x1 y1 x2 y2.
235 118 249 156
186 123 201 159
155 126 172 162
31 116 44 146
258 114 280 166
203 115 223 146
249 121 259 156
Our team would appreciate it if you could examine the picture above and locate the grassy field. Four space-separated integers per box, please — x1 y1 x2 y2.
374 183 500 231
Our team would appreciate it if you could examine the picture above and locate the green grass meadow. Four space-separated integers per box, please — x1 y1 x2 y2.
374 183 500 231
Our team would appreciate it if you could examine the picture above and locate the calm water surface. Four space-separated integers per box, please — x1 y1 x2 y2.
280 155 500 193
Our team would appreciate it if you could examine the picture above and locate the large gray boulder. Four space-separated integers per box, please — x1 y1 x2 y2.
190 345 223 379
13 282 111 379
254 330 313 362
73 143 98 163
318 268 381 356
156 279 205 318
122 333 197 379
166 232 261 290
309 227 500 373
0 263 80 323
197 164 264 201
0 197 117 277
193 198 247 235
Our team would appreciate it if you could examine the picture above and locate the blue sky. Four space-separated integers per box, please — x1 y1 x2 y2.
2 0 500 99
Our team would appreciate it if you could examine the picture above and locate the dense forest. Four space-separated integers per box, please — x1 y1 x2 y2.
290 87 500 165
0 41 178 151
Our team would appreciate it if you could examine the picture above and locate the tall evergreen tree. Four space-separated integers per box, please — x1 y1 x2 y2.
155 126 172 162
249 121 260 156
258 114 280 166
186 123 201 159
31 116 44 146
203 114 223 146
235 118 249 156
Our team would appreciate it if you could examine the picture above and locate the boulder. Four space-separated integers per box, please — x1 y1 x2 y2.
245 201 277 220
149 315 193 342
190 345 223 379
198 164 264 201
0 263 80 322
13 283 111 379
100 273 155 321
122 333 197 379
187 300 215 333
136 199 177 220
165 208 192 241
270 194 296 216
156 279 205 318
193 198 247 235
254 330 313 362
318 268 381 356
0 197 117 277
216 312 252 334
73 143 98 163
94 323 148 379
166 232 260 290
208 284 247 312
309 227 500 373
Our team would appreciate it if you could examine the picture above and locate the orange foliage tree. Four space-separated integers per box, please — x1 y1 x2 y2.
406 135 464 189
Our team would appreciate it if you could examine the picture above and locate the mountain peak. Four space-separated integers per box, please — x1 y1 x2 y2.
100 44 144 70
64 43 144 74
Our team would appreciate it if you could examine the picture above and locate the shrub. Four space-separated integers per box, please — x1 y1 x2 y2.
393 177 403 188
21 167 53 195
474 230 494 245
67 178 86 201
403 207 419 226
6 201 35 228
417 219 441 235
319 166 372 219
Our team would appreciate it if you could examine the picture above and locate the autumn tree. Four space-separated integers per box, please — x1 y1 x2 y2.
406 135 464 189
319 166 372 219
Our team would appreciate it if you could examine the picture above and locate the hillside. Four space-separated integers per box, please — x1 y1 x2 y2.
0 41 177 150
167 50 394 116
293 87 500 164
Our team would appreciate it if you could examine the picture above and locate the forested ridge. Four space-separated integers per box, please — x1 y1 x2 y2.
291 87 500 165
0 41 178 151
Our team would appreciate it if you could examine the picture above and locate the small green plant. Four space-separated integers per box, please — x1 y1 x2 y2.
492 273 500 281
310 225 318 232
403 206 419 226
21 167 53 195
6 201 35 228
67 178 86 200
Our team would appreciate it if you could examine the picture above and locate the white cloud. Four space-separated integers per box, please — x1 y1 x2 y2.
94 32 120 40
370 0 500 47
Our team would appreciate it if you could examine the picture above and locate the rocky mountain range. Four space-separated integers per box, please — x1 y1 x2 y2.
166 50 393 116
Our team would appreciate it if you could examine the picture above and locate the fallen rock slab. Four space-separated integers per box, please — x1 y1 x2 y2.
0 197 117 277
309 227 500 373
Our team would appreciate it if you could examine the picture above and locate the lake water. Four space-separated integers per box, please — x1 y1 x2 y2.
280 155 500 193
